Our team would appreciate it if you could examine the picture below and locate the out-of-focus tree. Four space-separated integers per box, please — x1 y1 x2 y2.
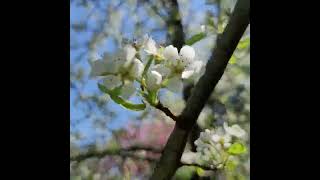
70 0 249 179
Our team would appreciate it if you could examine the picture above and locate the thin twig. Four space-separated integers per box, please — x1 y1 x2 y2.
155 101 178 121
70 146 162 162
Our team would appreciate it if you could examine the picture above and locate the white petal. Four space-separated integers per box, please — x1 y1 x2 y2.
201 25 206 32
163 45 179 62
102 75 122 90
146 70 162 91
179 45 195 63
216 143 222 150
123 45 136 68
143 36 157 55
224 122 246 138
166 76 183 93
217 164 224 169
111 51 127 71
120 81 136 99
181 69 195 79
130 58 144 79
151 64 171 78
223 134 232 143
224 142 231 148
194 139 200 146
190 60 203 73
90 60 106 77
103 54 123 74
181 152 198 164
125 45 136 61
211 134 221 143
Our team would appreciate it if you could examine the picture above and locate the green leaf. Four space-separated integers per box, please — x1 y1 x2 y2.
227 142 247 155
98 83 112 93
111 86 122 96
225 159 238 172
196 167 205 176
229 55 237 64
173 166 196 180
109 94 146 111
185 32 206 45
98 83 146 111
237 38 250 50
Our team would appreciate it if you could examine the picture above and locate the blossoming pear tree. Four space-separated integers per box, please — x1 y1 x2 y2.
90 0 249 174
71 0 249 179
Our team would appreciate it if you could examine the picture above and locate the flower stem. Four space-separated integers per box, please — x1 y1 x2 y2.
142 56 154 78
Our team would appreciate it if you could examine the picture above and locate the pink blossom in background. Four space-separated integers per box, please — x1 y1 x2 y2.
119 121 174 148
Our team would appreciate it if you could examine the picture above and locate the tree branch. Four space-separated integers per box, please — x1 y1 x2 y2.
70 145 162 163
150 0 250 179
155 101 178 121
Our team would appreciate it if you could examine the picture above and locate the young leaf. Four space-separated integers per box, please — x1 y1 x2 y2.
98 83 146 111
227 142 247 155
237 38 250 50
185 32 206 45
196 167 205 176
229 55 237 64
225 159 238 172
98 83 112 94
109 94 146 111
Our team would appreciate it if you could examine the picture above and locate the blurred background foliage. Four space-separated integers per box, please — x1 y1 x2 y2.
70 0 249 179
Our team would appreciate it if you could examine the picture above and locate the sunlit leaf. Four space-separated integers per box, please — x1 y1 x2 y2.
227 142 247 155
225 159 238 171
98 84 146 111
173 166 196 180
229 55 237 64
196 167 205 176
237 38 250 50
186 32 206 45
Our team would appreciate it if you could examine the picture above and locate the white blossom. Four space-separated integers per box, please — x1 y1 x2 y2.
163 45 179 63
194 123 247 168
120 81 136 99
122 44 137 68
129 58 144 79
146 70 162 91
151 64 171 78
102 75 122 90
90 45 136 77
181 60 203 79
90 59 107 77
224 122 246 138
163 44 203 81
143 35 157 55
166 76 183 93
179 45 195 67
201 25 206 32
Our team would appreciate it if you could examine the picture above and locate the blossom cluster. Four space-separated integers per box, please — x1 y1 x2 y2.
90 35 204 108
194 122 247 169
